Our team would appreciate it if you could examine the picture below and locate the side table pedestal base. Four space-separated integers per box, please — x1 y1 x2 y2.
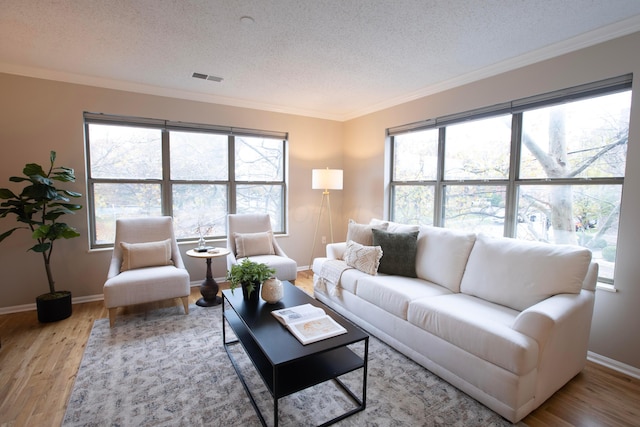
197 274 221 307
186 248 230 308
196 295 222 307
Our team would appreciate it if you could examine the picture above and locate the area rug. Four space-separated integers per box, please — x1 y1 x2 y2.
62 304 522 426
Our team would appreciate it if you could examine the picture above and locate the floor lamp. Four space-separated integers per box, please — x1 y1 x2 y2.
309 168 343 270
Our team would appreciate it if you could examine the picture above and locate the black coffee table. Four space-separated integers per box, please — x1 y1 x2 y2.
222 281 368 427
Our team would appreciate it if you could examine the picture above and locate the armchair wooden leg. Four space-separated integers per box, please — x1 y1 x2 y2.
181 296 189 314
108 308 117 328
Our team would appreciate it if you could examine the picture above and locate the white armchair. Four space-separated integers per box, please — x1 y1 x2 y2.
103 216 190 327
226 213 297 283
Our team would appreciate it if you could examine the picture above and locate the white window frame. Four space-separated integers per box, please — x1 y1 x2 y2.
388 75 632 287
84 113 288 248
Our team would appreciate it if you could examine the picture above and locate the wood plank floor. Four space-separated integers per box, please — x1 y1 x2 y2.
1 271 638 426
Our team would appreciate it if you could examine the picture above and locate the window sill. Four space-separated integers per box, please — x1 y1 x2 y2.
596 283 617 293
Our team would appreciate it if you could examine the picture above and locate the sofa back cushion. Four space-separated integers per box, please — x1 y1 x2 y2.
460 234 592 311
346 219 388 246
370 218 420 234
415 226 476 293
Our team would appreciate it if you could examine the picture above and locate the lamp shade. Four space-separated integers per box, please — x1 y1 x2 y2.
312 168 343 190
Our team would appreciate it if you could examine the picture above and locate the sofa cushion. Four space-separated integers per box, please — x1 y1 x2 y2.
337 268 370 294
356 275 452 319
407 294 538 375
372 229 419 277
312 257 367 295
370 218 420 233
344 240 383 275
460 234 592 311
346 219 389 246
234 231 275 257
120 239 172 271
415 226 476 293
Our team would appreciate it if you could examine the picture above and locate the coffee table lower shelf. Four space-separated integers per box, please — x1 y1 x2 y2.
223 308 368 427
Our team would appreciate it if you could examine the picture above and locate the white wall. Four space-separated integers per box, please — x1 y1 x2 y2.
342 31 640 370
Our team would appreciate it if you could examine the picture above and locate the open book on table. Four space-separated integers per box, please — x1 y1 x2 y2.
271 303 347 345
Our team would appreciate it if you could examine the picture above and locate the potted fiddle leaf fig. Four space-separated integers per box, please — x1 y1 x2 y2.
226 258 275 302
0 151 83 322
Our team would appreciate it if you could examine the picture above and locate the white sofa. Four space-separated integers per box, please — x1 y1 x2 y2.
312 220 598 423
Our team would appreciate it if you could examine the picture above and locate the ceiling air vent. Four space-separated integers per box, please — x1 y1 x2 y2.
192 72 223 82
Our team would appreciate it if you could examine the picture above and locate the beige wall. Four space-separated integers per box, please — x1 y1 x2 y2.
0 74 343 308
1 30 639 370
343 31 640 370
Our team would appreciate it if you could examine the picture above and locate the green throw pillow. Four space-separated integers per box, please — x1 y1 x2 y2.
372 229 419 278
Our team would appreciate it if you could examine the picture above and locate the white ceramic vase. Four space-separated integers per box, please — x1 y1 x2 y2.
261 277 283 304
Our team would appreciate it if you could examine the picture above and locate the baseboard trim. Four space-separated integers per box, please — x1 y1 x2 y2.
588 351 640 379
0 280 208 315
0 302 37 315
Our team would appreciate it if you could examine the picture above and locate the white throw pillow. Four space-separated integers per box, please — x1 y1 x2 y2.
346 219 388 246
120 238 172 271
343 240 383 275
234 231 275 258
460 234 592 311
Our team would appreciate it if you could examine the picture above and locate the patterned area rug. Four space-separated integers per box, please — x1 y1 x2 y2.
63 304 522 426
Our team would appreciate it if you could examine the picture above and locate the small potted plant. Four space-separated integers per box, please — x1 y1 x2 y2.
226 258 275 302
0 151 83 322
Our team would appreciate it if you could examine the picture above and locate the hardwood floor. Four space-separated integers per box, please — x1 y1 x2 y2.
1 272 638 426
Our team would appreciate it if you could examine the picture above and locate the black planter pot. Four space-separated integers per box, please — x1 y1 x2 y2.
241 281 261 303
36 291 72 323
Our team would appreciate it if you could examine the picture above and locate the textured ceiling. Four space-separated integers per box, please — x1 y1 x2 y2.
2 1 640 121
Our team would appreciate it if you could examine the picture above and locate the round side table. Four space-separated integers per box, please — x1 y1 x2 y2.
186 248 230 307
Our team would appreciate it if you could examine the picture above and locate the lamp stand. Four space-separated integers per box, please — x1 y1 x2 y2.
309 189 334 270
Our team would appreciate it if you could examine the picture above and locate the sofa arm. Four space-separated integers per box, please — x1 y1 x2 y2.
513 262 598 348
326 242 347 260
512 290 594 349
512 289 596 400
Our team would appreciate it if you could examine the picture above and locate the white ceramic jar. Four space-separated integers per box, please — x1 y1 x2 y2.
261 277 283 304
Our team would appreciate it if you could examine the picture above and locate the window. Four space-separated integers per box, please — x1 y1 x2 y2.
389 76 632 284
85 114 287 248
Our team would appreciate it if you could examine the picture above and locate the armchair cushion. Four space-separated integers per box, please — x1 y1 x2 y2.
234 231 275 257
120 238 172 271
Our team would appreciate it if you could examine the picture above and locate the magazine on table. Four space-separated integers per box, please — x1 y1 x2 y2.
271 303 347 345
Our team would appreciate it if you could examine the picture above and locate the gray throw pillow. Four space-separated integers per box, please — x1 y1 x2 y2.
372 229 419 278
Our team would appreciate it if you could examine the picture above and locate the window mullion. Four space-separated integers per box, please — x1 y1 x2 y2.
281 139 288 233
228 135 236 215
434 127 446 227
504 113 522 237
389 136 397 221
162 129 172 216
